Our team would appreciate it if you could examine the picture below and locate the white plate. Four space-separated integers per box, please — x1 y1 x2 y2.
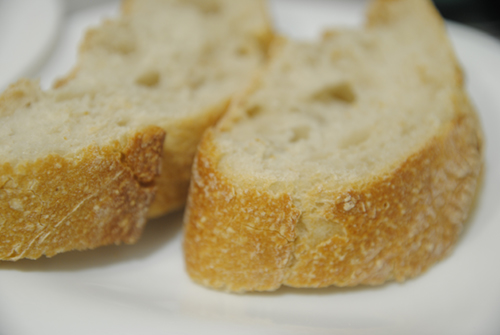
1 1 500 334
0 0 63 91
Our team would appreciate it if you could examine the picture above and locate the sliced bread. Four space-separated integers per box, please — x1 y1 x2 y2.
0 79 165 260
56 0 273 218
183 0 483 292
0 0 271 260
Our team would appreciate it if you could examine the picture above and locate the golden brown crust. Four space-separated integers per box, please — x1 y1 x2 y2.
122 128 165 184
285 99 482 287
147 99 231 218
0 126 165 261
184 95 482 291
183 0 484 292
184 130 301 291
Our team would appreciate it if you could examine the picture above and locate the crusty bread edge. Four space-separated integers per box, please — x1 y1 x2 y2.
184 90 483 292
55 0 276 218
183 0 484 292
146 97 232 218
0 124 165 261
0 81 166 261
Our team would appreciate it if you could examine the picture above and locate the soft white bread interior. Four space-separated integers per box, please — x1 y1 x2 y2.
0 0 271 260
184 0 483 292
56 0 273 217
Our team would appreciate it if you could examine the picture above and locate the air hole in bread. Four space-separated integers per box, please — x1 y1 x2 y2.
290 126 310 143
117 119 129 127
235 45 250 57
135 70 160 87
246 105 262 118
339 129 370 149
311 82 356 104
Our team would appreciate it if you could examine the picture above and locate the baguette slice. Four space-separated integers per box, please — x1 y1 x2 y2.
56 0 273 218
184 0 483 292
0 0 271 260
0 79 165 260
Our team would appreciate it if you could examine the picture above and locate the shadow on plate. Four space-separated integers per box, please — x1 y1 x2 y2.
0 210 184 272
247 280 396 297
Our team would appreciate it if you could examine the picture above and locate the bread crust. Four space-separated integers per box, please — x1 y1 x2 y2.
53 0 274 219
184 93 482 291
183 0 484 292
0 126 165 261
184 130 301 290
1 0 274 259
284 97 482 288
147 99 231 217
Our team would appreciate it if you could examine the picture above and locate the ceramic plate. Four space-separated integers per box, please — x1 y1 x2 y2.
0 0 63 91
1 1 499 334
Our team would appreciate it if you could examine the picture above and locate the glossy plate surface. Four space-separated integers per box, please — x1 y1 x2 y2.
1 1 500 334
0 0 63 91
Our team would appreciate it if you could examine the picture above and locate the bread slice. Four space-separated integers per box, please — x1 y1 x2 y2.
56 0 273 218
0 0 271 260
0 79 165 260
184 0 484 292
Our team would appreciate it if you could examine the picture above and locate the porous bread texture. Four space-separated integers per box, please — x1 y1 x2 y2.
55 0 273 217
184 0 484 292
0 0 271 260
0 80 165 260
